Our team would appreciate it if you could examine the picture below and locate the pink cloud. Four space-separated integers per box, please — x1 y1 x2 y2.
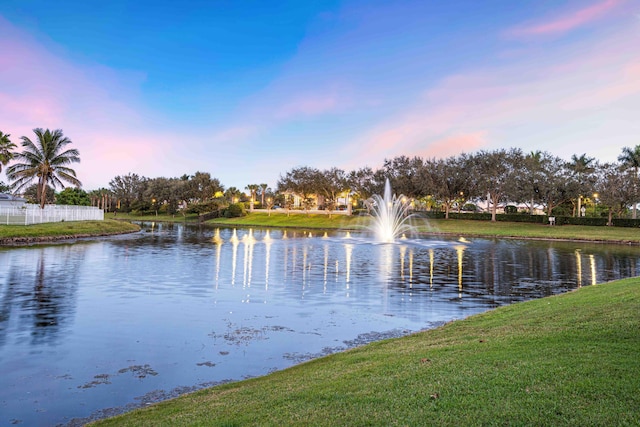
421 132 488 159
0 16 188 189
506 0 625 37
339 18 640 170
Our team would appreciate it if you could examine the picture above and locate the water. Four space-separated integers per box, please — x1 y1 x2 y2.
366 179 413 242
1 222 639 426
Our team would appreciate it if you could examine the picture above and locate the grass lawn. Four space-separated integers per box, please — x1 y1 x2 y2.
209 212 640 244
106 212 200 222
93 277 640 426
0 219 140 243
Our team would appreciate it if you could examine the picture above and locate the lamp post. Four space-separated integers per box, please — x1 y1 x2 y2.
593 193 599 217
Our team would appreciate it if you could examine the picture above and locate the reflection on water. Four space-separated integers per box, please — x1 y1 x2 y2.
1 222 640 425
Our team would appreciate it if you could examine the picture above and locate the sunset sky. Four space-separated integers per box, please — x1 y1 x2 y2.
1 0 638 191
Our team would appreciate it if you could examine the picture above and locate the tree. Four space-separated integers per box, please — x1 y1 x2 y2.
347 166 378 205
0 181 10 193
0 131 16 174
56 187 91 206
316 167 347 216
472 148 523 221
534 152 571 216
6 128 81 208
109 173 147 212
428 156 472 219
277 166 321 214
515 151 545 215
24 184 55 205
260 183 268 206
245 184 260 211
145 177 182 214
186 171 223 202
89 188 114 211
597 163 632 225
224 187 243 204
567 153 597 217
617 145 640 219
381 155 426 199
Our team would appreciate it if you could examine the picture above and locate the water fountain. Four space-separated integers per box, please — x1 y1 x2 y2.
366 179 414 243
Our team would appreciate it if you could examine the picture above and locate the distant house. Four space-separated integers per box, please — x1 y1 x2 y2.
0 193 27 208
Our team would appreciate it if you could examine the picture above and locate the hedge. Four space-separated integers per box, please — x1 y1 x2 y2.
412 211 640 227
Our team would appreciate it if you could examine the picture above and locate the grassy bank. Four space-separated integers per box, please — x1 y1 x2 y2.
209 212 640 244
0 219 140 244
94 277 640 426
105 212 200 222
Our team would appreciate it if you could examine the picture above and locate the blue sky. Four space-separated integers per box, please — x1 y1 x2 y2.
1 0 639 191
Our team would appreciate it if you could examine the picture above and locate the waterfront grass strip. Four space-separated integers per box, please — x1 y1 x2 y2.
94 278 640 426
0 219 140 243
209 213 640 244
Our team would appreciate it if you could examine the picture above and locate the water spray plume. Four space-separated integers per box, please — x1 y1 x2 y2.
366 179 414 243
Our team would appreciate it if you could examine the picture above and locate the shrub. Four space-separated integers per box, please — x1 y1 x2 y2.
223 203 246 218
504 205 517 214
186 201 222 214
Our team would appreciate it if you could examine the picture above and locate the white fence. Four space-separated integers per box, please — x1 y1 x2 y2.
0 205 104 225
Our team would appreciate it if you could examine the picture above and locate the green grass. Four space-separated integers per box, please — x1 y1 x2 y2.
209 212 364 230
93 278 640 426
106 212 200 222
0 219 140 242
209 212 640 244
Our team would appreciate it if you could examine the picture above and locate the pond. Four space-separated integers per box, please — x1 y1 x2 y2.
1 222 639 425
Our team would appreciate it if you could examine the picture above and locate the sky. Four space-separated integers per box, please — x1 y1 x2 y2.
1 0 639 192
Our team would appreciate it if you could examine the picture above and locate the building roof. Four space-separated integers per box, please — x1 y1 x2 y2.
0 193 27 202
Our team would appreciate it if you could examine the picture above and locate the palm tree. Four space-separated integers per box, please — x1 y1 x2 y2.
568 153 596 217
0 131 17 174
617 145 640 219
245 184 259 211
6 128 81 208
260 183 268 206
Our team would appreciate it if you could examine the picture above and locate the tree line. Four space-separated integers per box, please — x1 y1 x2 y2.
2 128 640 223
277 148 640 224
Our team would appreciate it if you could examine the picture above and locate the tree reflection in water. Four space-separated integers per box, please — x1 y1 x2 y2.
1 224 640 426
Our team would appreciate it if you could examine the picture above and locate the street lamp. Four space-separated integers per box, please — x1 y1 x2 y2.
593 193 599 217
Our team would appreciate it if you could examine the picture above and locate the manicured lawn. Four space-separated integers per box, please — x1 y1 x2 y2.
209 212 640 244
105 212 200 222
0 219 140 243
93 277 640 426
209 211 364 230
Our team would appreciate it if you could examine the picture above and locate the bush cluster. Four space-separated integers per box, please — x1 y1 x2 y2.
223 203 246 218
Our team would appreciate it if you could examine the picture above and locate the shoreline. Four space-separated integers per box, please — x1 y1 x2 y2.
0 220 141 247
0 229 141 246
2 217 639 247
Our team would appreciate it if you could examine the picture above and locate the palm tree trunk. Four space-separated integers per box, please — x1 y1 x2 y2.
39 178 46 209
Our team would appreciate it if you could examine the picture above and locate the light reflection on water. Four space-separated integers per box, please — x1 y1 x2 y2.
1 222 639 425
